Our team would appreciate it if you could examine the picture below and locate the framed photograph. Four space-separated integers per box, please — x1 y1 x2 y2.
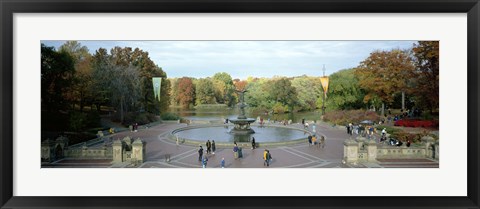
1 0 479 208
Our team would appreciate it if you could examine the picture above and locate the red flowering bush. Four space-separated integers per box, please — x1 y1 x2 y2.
394 119 438 128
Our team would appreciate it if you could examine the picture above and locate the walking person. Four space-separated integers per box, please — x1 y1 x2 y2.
202 153 208 168
221 157 225 168
212 140 216 154
251 137 256 149
198 146 204 162
349 123 353 135
206 140 212 154
233 143 239 159
266 150 272 166
263 149 269 166
312 135 317 146
320 136 325 148
308 135 312 146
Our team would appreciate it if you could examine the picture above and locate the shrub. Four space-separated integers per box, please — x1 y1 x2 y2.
323 110 380 125
272 102 287 114
69 111 87 132
161 112 181 120
394 119 438 128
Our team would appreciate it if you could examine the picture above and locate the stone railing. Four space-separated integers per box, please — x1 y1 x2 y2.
343 136 439 164
65 145 113 159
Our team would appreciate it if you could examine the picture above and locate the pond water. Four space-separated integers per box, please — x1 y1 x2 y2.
170 108 322 123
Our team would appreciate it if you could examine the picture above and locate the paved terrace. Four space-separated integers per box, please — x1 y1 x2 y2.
47 122 439 168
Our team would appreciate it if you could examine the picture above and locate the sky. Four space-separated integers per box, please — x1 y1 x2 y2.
41 40 417 79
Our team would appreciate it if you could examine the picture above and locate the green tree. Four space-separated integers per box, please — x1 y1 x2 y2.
291 76 323 111
41 44 75 112
267 77 298 112
195 78 216 105
323 69 365 110
91 48 142 123
212 72 236 106
59 41 93 112
244 78 273 110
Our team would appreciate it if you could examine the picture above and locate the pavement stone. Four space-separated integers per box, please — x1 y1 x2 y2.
46 122 438 168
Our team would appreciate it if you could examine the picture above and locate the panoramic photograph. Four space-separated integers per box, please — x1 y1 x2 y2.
40 40 439 168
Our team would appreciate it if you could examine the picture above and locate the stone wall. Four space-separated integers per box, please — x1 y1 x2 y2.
42 136 145 164
343 136 439 164
65 145 113 159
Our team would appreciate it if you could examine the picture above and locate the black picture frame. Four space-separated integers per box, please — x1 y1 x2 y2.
1 0 479 208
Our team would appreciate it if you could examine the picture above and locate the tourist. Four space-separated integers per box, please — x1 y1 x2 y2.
212 140 216 154
308 135 312 145
305 122 309 129
175 134 179 146
251 137 256 149
312 124 316 133
406 139 411 147
312 135 317 146
221 157 225 168
302 118 305 125
263 149 269 166
266 150 272 166
206 140 212 154
320 136 325 148
349 123 353 135
198 146 204 161
202 153 208 168
233 143 239 159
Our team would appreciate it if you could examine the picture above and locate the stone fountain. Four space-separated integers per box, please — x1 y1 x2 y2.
229 89 256 134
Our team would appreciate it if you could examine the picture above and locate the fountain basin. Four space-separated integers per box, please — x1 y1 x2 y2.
172 125 312 145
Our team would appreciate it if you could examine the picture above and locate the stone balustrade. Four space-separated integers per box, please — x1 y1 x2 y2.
343 136 439 164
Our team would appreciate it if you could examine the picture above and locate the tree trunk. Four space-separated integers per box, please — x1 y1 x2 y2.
402 91 405 111
381 103 385 117
120 96 124 124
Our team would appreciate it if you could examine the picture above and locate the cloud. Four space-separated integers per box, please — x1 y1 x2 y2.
41 40 417 79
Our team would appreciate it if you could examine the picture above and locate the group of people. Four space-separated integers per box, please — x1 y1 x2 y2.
197 138 276 168
198 140 217 168
307 134 326 148
130 123 139 132
345 123 376 138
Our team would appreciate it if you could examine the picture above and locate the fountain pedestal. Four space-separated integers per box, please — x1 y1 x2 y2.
229 90 256 134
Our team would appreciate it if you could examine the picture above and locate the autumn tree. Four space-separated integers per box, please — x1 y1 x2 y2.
411 41 439 113
175 77 196 108
355 49 414 115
